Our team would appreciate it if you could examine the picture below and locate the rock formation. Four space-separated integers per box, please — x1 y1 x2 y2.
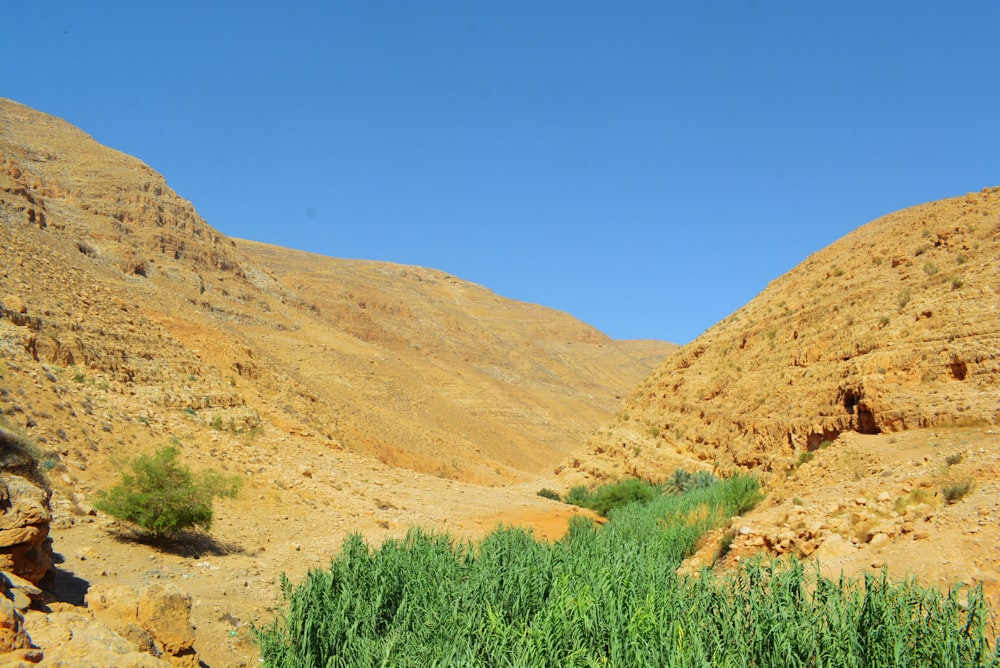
0 428 52 585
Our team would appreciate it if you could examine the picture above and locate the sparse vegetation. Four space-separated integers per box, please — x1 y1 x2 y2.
536 488 561 501
94 445 242 540
924 261 939 275
893 488 936 516
945 452 964 466
942 479 973 504
898 286 912 309
796 451 815 466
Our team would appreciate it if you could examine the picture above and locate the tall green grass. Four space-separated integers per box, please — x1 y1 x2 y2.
256 474 998 667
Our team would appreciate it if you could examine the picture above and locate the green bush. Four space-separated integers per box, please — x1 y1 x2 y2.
536 488 561 501
94 446 241 539
561 478 659 516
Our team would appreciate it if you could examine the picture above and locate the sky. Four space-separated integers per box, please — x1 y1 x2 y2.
3 2 998 343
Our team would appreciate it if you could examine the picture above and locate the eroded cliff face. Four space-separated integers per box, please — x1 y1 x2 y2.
563 188 1000 483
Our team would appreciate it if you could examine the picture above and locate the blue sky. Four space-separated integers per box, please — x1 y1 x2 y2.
3 2 998 343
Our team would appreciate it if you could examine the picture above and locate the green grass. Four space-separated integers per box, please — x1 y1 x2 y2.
255 474 997 666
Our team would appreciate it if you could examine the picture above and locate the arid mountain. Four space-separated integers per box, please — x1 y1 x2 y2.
0 96 674 486
0 97 672 664
559 187 1000 482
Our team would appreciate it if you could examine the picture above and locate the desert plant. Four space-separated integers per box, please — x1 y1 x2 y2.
536 488 561 501
898 287 912 309
663 468 717 496
945 452 964 466
94 445 241 540
942 479 973 504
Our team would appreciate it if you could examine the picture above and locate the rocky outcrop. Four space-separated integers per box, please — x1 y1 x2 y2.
566 188 1000 482
86 583 199 666
22 606 173 667
0 429 52 585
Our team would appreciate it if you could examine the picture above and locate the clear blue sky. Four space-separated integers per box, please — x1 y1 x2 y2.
3 2 998 343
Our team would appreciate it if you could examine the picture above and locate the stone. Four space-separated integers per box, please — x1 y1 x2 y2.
868 532 891 548
22 609 172 667
2 295 27 314
813 533 857 560
0 474 52 584
88 583 199 666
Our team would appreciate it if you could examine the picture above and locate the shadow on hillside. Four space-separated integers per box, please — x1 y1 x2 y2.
107 528 246 558
41 552 90 607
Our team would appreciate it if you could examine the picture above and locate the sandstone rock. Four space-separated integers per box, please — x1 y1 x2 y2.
0 595 35 655
22 608 172 667
0 474 52 584
87 583 198 666
1 296 26 315
868 532 891 548
813 533 857 561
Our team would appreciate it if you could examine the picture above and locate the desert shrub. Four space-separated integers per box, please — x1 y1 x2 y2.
942 479 973 504
797 451 815 466
536 488 561 501
94 445 241 539
945 452 964 466
561 477 667 516
663 468 718 496
587 477 658 516
563 484 591 507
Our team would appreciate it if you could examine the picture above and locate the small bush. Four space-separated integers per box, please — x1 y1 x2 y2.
945 452 963 466
664 468 718 496
898 287 912 309
536 488 561 501
563 485 591 508
942 479 973 504
94 445 241 540
796 451 815 466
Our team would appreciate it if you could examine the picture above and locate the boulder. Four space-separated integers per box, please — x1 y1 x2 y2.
0 473 53 585
87 583 199 666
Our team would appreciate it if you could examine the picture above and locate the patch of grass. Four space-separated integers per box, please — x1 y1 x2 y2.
536 488 561 502
923 261 939 275
945 452 963 466
255 478 995 667
796 451 815 466
897 287 912 309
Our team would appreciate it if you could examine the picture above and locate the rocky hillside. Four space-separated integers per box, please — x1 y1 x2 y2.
561 187 1000 483
0 96 673 664
0 96 674 486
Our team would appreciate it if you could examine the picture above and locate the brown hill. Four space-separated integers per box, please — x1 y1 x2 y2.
0 96 673 664
562 187 1000 483
0 96 673 486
